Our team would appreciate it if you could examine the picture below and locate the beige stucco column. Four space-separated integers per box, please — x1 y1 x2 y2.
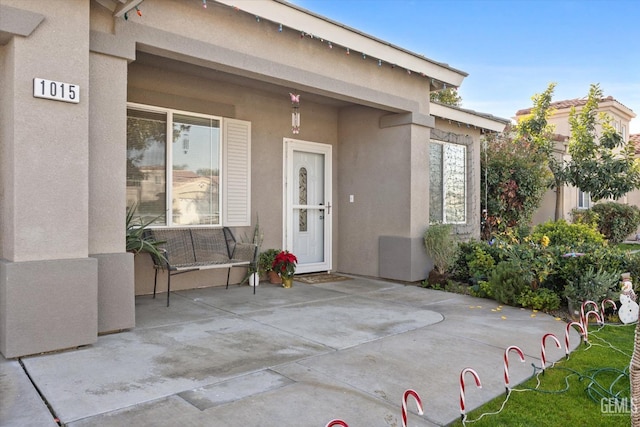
89 50 135 334
338 107 433 282
0 1 98 358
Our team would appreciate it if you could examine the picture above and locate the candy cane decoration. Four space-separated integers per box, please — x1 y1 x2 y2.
583 310 603 341
600 298 617 320
503 346 525 390
541 333 561 372
581 300 599 325
564 321 586 358
401 389 424 427
460 368 482 417
325 420 348 427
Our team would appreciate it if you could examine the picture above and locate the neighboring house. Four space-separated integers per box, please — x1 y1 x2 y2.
0 0 506 358
515 96 637 225
624 133 640 230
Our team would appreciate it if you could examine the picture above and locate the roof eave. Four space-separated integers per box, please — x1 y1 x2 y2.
431 102 510 133
213 0 467 87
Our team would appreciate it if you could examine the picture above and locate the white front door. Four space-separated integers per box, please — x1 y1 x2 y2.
284 139 332 274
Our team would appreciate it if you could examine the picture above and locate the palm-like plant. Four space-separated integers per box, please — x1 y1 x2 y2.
126 205 166 262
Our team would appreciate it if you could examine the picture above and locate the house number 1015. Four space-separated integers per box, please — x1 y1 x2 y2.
33 78 80 104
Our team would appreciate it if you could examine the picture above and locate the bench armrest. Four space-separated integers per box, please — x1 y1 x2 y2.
149 248 169 269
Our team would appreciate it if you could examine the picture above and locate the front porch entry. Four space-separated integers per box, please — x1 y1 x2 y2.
283 139 332 274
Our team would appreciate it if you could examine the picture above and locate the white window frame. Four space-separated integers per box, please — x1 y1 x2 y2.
127 102 251 227
429 140 467 224
577 190 591 210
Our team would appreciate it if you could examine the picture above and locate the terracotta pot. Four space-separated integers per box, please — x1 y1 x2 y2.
268 271 282 284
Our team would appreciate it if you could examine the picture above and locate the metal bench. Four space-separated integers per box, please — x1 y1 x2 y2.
146 227 258 306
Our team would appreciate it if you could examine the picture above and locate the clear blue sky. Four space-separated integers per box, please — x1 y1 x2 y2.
290 0 640 133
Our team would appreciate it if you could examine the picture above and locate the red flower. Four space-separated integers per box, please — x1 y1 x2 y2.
272 250 298 278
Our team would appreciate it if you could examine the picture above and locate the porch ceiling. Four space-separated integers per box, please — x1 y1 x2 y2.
135 52 352 109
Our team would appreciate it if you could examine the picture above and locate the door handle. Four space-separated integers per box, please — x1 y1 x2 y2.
319 202 331 215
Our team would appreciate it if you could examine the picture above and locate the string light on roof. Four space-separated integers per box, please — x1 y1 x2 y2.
152 2 451 85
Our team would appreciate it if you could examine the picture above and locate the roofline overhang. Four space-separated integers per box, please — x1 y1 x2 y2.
213 0 467 88
430 102 510 133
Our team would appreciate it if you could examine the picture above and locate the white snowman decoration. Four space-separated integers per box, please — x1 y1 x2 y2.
619 276 639 324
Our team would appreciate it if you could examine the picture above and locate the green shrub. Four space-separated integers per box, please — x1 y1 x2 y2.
590 202 640 244
570 208 599 229
258 248 281 275
563 265 620 303
488 260 531 305
501 243 555 289
469 280 493 298
424 224 457 274
530 219 605 247
468 246 496 280
516 288 561 311
621 251 640 286
450 240 501 281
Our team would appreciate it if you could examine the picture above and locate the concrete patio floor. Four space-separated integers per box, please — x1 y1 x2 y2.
1 276 575 426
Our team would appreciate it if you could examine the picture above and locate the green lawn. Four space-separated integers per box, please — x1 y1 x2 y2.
617 243 640 252
450 323 635 427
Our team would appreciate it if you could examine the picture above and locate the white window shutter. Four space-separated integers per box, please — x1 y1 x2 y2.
222 118 251 226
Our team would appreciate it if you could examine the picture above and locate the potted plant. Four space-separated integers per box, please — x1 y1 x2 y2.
126 204 166 263
259 248 282 284
272 250 298 288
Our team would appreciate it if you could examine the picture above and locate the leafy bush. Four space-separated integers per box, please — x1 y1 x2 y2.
563 265 620 303
258 248 281 275
488 261 531 305
424 224 457 274
590 202 640 244
516 288 561 311
481 127 553 230
450 240 501 281
501 243 555 289
469 280 493 299
468 246 496 280
621 251 640 285
530 219 604 247
570 208 599 229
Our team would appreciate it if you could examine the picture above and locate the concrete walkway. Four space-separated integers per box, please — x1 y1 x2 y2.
1 276 574 426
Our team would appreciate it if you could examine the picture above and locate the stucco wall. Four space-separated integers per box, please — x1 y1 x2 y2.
337 106 414 277
0 0 99 358
2 0 90 261
0 41 13 260
128 60 341 294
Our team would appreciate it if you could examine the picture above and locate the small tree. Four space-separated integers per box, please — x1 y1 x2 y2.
430 87 462 107
482 129 552 230
565 84 640 201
